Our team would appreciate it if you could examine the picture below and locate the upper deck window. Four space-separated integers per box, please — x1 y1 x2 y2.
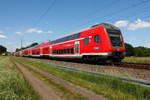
84 37 89 45
94 35 100 43
51 33 81 45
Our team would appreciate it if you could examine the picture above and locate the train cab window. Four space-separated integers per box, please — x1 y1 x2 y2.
84 37 89 45
94 35 100 43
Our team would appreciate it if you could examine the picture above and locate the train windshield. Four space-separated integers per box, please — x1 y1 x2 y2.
108 31 123 48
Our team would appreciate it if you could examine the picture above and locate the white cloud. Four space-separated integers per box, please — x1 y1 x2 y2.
0 34 7 38
46 31 53 34
144 43 150 48
114 19 150 30
114 20 129 27
127 19 150 30
26 28 43 34
15 28 53 35
16 32 23 35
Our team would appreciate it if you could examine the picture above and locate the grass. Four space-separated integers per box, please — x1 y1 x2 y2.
0 56 40 100
22 60 88 100
15 57 150 100
123 57 150 64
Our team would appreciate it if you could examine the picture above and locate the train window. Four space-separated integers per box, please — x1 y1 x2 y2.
94 35 100 43
52 48 75 54
60 50 62 54
58 50 60 54
44 47 49 50
66 49 68 53
51 33 81 45
84 37 89 45
64 49 67 54
37 52 40 55
52 50 57 54
71 48 74 53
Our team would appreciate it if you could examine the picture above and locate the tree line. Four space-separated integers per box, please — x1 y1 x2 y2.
0 45 7 55
15 42 38 52
125 43 150 57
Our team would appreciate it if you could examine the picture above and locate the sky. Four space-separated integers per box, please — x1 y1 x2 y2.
0 0 150 52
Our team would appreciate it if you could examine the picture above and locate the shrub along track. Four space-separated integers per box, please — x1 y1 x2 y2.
11 57 106 100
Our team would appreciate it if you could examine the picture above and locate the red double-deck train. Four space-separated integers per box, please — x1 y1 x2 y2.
14 23 126 63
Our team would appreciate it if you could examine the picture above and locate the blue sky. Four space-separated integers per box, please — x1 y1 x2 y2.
0 0 150 52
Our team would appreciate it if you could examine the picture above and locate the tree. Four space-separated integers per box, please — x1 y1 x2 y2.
30 42 38 47
15 48 20 52
134 46 150 57
125 43 134 56
0 45 7 54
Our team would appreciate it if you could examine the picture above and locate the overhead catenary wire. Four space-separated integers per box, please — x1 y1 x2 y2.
32 0 57 28
18 0 57 50
80 0 121 21
76 0 150 28
104 4 150 22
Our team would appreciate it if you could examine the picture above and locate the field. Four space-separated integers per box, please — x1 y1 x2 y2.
123 57 150 64
1 56 150 100
14 57 150 100
0 56 39 100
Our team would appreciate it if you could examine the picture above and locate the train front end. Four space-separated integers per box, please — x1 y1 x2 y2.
102 23 126 62
90 23 126 63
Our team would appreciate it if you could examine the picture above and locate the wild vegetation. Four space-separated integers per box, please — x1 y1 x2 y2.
125 43 150 57
123 56 150 64
0 56 40 100
16 57 150 100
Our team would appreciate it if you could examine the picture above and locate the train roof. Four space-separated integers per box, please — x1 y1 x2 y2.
91 23 120 30
50 23 119 45
51 23 119 42
31 41 50 49
39 41 50 47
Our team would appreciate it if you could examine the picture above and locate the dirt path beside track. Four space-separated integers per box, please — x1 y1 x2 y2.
15 59 106 100
14 62 61 100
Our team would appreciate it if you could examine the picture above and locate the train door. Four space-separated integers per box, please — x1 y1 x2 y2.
50 46 52 56
75 41 80 55
40 47 42 56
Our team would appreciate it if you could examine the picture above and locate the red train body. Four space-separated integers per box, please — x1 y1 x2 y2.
15 23 126 63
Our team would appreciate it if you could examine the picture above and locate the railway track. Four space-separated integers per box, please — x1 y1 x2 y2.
25 57 150 88
32 57 150 70
21 57 150 82
113 62 150 70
